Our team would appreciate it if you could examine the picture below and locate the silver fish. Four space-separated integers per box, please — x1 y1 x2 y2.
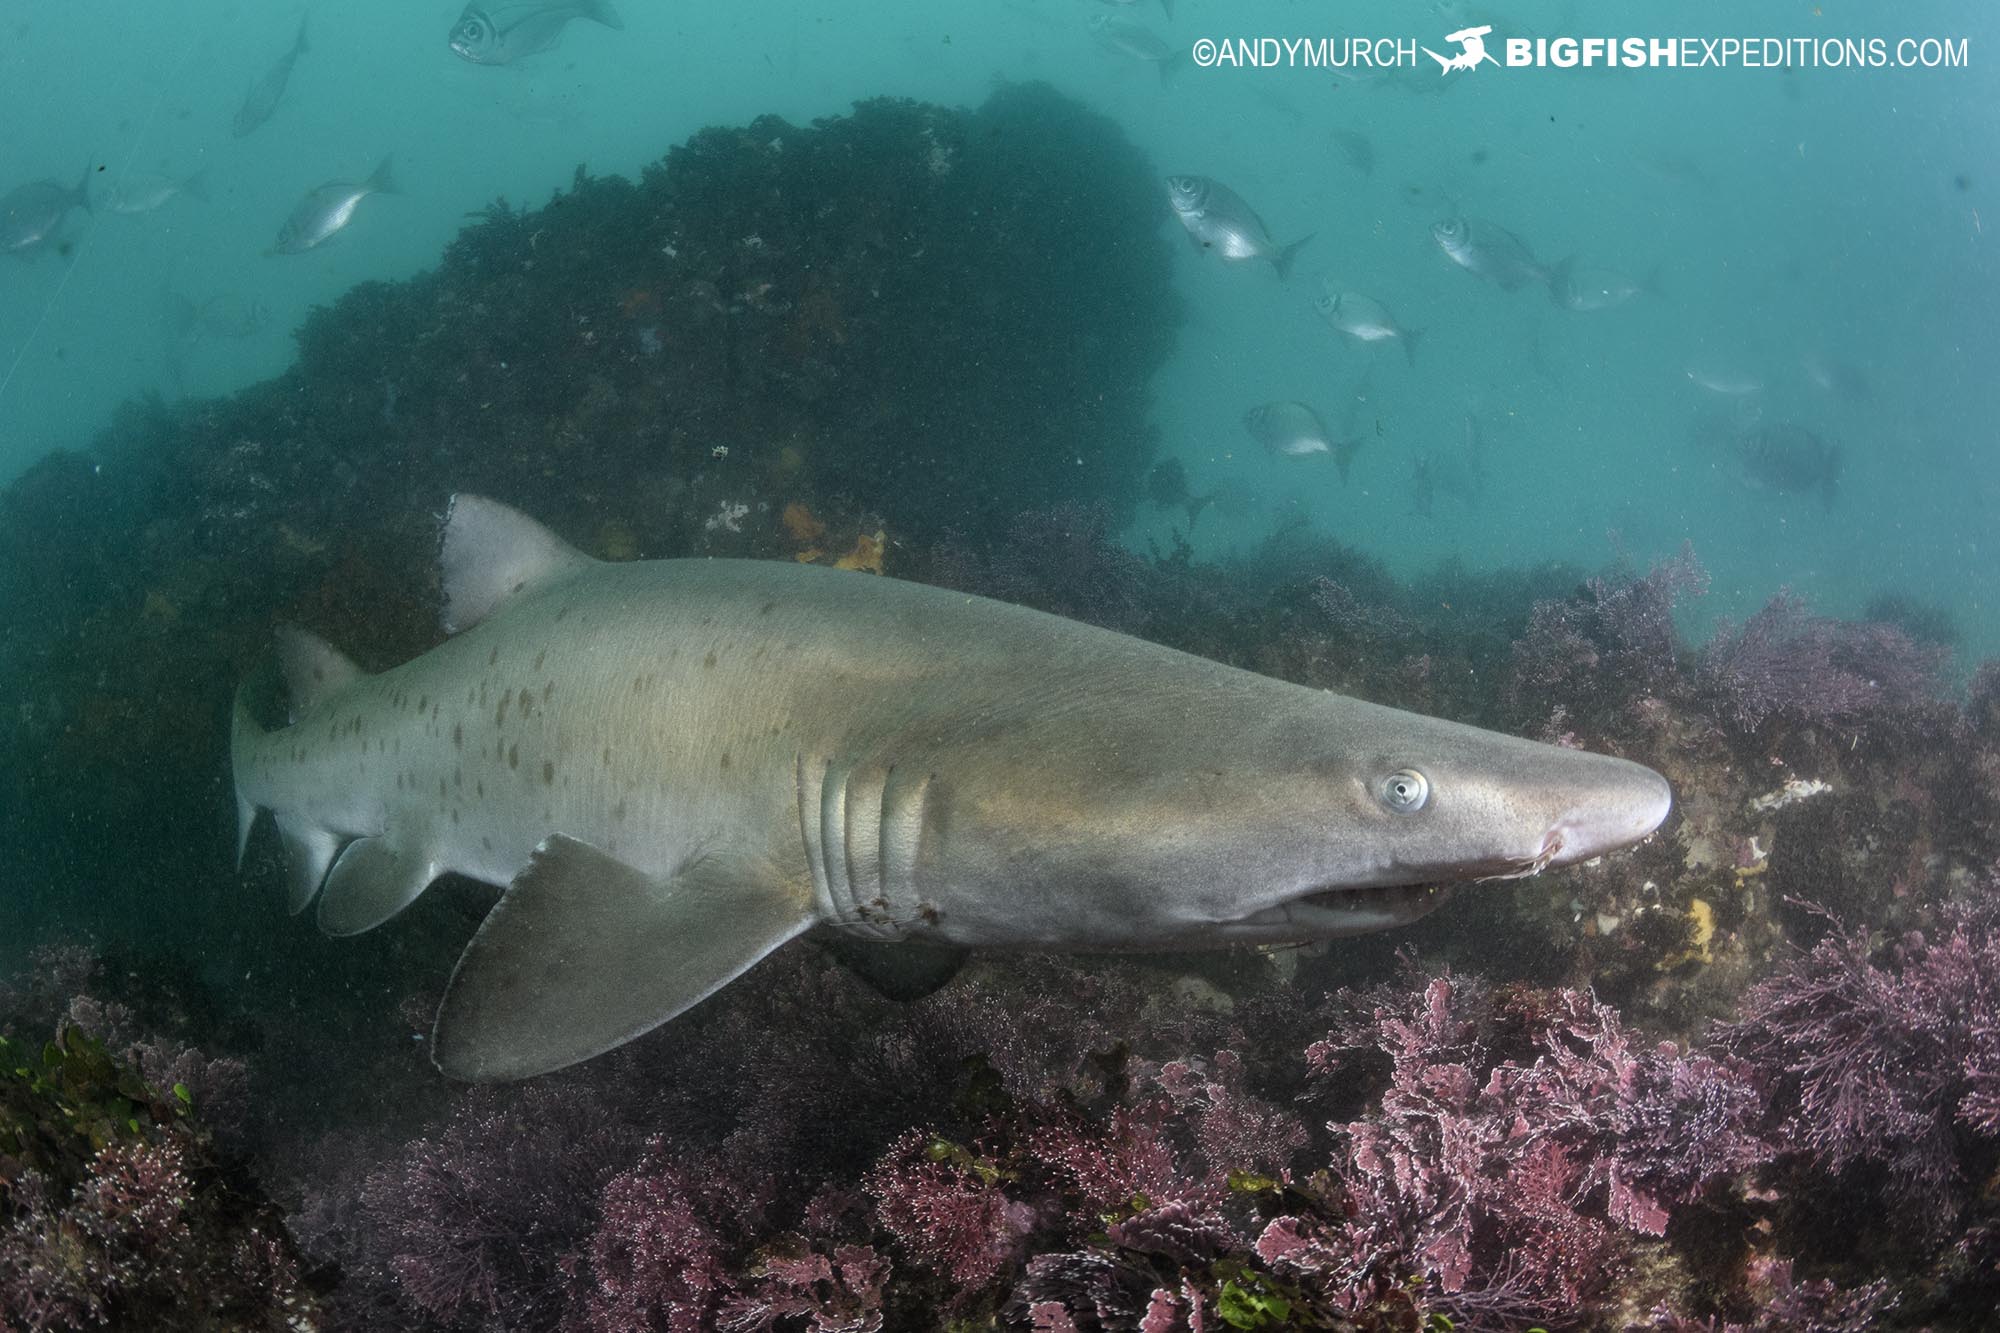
1800 352 1870 402
1245 400 1361 482
1685 366 1763 397
0 167 92 255
1546 256 1658 312
1166 175 1313 280
1412 415 1487 517
1087 14 1181 82
232 495 1669 1081
1734 421 1842 508
1314 286 1422 366
233 15 309 139
1331 129 1375 176
271 158 398 255
1430 214 1548 291
105 170 207 216
448 0 624 66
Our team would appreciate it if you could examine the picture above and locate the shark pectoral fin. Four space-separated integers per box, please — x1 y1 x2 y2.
432 835 813 1082
438 493 597 634
814 933 969 1002
316 837 439 936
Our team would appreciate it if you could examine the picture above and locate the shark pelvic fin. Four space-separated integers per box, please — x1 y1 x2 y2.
432 835 814 1081
317 835 441 936
439 493 596 634
274 625 364 721
274 817 341 915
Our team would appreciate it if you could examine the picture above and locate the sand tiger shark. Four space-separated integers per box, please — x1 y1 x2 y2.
232 494 1672 1082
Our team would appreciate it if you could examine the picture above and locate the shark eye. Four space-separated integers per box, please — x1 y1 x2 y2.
1378 769 1429 813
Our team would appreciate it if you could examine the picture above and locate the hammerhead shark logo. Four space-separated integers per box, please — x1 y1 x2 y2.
1423 24 1499 74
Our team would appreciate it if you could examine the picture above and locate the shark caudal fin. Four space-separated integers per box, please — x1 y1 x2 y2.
432 835 815 1081
231 627 367 909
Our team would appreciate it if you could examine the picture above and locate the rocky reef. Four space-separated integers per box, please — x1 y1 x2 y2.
4 84 2000 1331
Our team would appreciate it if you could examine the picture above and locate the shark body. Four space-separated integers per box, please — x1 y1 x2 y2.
233 495 1672 1081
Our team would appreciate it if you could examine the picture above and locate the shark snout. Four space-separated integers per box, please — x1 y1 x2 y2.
1545 761 1673 867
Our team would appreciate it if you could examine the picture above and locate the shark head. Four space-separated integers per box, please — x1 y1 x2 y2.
899 675 1672 950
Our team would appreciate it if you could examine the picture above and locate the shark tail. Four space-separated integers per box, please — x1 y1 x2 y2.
1401 327 1422 368
587 0 625 30
232 628 368 914
230 674 266 870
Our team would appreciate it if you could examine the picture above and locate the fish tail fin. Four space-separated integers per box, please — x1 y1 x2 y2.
1545 253 1575 307
587 0 625 30
75 163 95 214
181 169 211 204
294 14 310 55
1273 233 1315 282
366 155 400 197
1157 51 1184 85
1642 263 1666 298
1186 491 1216 530
1333 437 1361 485
1158 0 1174 19
1401 327 1422 368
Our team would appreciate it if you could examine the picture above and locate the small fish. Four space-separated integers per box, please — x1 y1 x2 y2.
233 15 309 139
1144 458 1214 528
1244 401 1361 482
1430 214 1548 291
105 169 208 215
1314 286 1422 366
1331 128 1375 176
1684 366 1763 397
449 0 624 66
1411 455 1436 517
1546 256 1659 312
1096 0 1174 21
270 158 399 255
0 167 92 255
1800 352 1870 402
1166 175 1313 280
1735 421 1842 508
1087 14 1181 82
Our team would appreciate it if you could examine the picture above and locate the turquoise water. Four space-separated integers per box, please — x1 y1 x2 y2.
2 0 1993 654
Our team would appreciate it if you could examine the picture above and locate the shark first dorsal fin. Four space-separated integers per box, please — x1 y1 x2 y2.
432 836 815 1081
439 493 595 634
274 625 364 719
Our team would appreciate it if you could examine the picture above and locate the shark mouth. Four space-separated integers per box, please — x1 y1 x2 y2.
1261 881 1456 939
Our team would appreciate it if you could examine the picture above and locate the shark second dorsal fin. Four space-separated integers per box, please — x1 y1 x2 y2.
438 493 595 634
274 626 364 720
432 836 814 1081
